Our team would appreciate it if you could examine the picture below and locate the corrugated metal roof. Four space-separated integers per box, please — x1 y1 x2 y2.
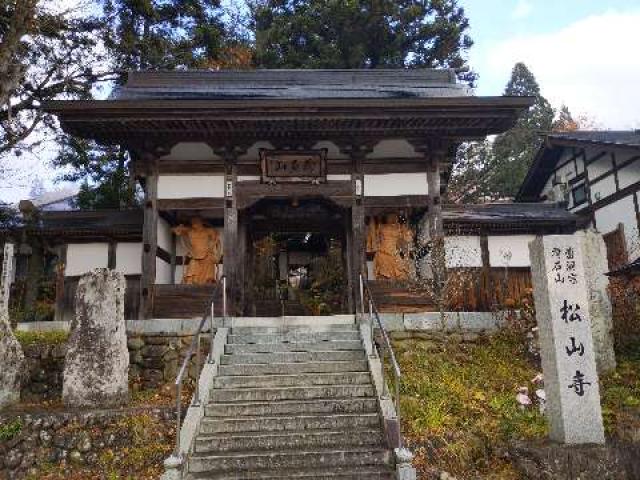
110 69 471 101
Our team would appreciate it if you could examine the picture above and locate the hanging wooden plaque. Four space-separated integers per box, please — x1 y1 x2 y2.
260 149 327 184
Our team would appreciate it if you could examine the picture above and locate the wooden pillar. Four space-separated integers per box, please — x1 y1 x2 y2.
223 153 239 315
107 240 117 270
426 150 444 238
170 232 177 285
349 146 368 314
140 159 159 319
479 233 492 310
54 244 67 322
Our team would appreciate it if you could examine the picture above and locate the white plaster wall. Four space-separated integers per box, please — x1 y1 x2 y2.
311 141 349 159
160 142 219 161
327 174 351 181
587 154 613 180
445 236 482 268
237 176 261 182
155 257 172 284
115 243 142 275
617 158 640 190
488 235 535 267
65 243 109 276
237 141 276 161
157 217 172 251
367 139 420 159
590 175 616 203
575 154 585 174
364 173 428 196
595 195 640 258
158 175 225 199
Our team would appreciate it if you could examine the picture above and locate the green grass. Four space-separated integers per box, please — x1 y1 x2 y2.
14 330 69 346
395 332 548 479
0 418 23 442
396 333 640 479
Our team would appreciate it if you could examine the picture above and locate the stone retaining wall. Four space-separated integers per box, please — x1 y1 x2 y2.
0 407 174 479
17 320 214 402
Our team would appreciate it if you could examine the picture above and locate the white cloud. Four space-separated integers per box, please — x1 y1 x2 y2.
512 0 533 19
479 10 640 129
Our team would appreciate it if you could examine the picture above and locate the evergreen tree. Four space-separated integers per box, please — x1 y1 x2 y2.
55 0 236 209
250 0 476 84
53 136 137 210
486 62 554 199
1 1 107 158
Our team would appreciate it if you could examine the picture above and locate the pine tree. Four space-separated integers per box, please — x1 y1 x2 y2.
487 63 554 199
55 0 237 209
250 0 476 84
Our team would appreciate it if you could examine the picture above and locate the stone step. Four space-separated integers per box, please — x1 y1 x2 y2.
228 331 361 345
188 447 392 474
225 340 363 354
199 413 380 435
218 360 369 376
229 316 356 329
187 465 394 480
209 384 375 403
213 371 371 389
194 429 384 453
220 350 365 365
230 324 357 336
205 397 379 417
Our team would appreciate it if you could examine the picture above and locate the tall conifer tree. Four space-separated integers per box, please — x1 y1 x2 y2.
489 62 554 198
53 0 234 209
250 0 475 84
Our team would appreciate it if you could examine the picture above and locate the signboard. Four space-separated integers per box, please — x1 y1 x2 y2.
1 243 14 317
260 149 327 184
529 235 605 444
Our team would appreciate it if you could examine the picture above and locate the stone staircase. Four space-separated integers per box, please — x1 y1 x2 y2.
185 321 396 479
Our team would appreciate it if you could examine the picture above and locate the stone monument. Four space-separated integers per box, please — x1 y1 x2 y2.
579 229 616 374
529 235 605 444
63 269 129 408
0 242 25 408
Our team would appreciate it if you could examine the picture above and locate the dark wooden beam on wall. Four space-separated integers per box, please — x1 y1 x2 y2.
157 198 225 211
140 158 159 319
107 241 117 270
54 244 67 322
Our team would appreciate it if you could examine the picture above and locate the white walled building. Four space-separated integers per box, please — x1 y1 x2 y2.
518 131 640 267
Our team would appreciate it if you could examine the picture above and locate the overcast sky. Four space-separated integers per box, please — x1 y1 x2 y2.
2 0 639 203
464 0 640 129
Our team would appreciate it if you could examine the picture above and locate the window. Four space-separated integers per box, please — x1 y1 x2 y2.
571 184 587 207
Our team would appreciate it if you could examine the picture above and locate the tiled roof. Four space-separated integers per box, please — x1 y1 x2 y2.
110 69 471 101
443 202 578 223
548 130 640 148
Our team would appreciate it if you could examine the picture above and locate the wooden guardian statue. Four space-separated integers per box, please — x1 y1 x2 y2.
173 218 222 284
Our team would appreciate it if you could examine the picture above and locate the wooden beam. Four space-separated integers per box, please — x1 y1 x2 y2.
54 244 67 322
107 241 117 269
140 159 159 319
157 198 224 211
223 151 240 315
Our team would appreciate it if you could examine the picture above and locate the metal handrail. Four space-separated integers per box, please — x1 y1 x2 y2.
173 276 227 458
359 274 403 448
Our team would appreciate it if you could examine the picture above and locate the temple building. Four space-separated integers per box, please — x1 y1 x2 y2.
518 130 640 271
1 70 580 320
